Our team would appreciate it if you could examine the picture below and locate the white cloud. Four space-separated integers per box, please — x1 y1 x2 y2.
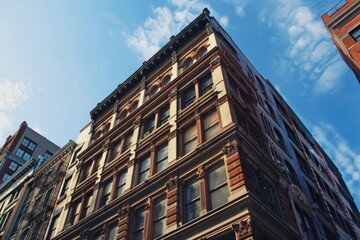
259 0 347 93
312 123 360 202
120 0 229 60
219 16 229 27
0 79 32 141
0 79 32 110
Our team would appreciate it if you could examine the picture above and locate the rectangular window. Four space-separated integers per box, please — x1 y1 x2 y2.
350 25 360 42
153 197 166 238
182 87 196 109
60 177 71 197
23 152 31 160
47 215 59 240
159 106 170 126
15 149 25 158
208 163 229 209
110 139 122 161
117 171 127 197
183 123 197 154
21 138 30 147
139 155 150 183
185 179 201 222
108 223 118 240
199 75 213 96
124 132 133 151
203 109 220 141
133 209 145 240
83 194 93 217
92 155 102 174
21 137 37 151
43 151 52 160
144 116 155 136
102 180 113 206
1 173 11 182
72 201 81 224
156 145 168 173
9 161 18 171
80 162 91 182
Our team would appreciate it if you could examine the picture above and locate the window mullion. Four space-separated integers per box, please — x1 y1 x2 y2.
150 147 156 176
198 174 208 215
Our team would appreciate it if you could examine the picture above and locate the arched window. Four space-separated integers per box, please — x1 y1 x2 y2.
151 85 160 96
183 58 194 70
198 47 208 58
120 110 128 120
131 101 138 112
162 75 171 86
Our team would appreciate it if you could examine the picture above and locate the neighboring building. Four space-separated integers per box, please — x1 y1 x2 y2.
48 9 360 240
0 121 60 184
8 140 75 240
322 0 360 83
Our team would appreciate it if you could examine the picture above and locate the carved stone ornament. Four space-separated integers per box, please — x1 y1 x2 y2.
113 100 120 113
118 203 130 219
197 166 204 179
222 139 239 157
144 198 151 210
76 161 83 171
289 184 310 209
166 175 179 191
232 216 252 238
103 139 110 152
79 227 90 240
209 56 221 72
133 116 141 128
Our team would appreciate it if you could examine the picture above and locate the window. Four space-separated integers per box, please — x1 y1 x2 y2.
2 173 11 182
8 162 18 171
151 86 160 96
295 207 314 239
350 25 360 42
47 215 59 240
82 194 93 217
79 162 92 182
60 177 71 197
198 47 208 58
273 128 286 149
163 75 171 86
23 152 31 160
116 171 127 197
43 151 52 160
124 132 133 151
120 110 128 120
144 116 155 137
156 145 168 173
202 109 219 141
15 149 24 158
183 123 197 154
102 180 113 206
108 223 118 240
153 197 166 238
72 201 81 224
182 87 196 109
133 209 145 240
184 58 194 70
109 139 122 161
92 155 102 174
199 75 213 96
159 106 170 126
208 163 229 209
185 179 201 222
21 137 37 151
138 155 151 184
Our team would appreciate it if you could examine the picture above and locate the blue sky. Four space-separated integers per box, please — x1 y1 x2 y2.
0 0 359 206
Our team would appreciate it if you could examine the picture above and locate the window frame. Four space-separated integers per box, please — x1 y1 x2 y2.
350 25 360 42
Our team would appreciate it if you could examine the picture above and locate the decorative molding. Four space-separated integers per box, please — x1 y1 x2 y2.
118 203 130 219
113 100 120 113
197 166 204 179
127 159 134 167
209 56 221 72
103 139 110 152
232 216 252 238
168 130 177 141
206 23 213 35
169 89 178 101
222 139 239 157
166 175 179 191
144 198 151 210
133 116 141 128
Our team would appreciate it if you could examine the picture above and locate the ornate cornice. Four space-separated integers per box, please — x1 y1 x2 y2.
232 216 252 238
222 139 239 157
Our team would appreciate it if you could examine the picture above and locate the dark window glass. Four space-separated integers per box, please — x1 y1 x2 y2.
159 106 170 126
47 215 59 240
139 155 150 183
184 58 194 70
60 178 71 197
43 152 52 160
124 132 133 151
182 87 196 109
198 48 208 58
9 162 18 171
153 197 166 238
350 25 360 42
144 116 155 136
133 209 145 240
117 171 127 197
102 180 113 206
15 149 24 158
183 123 197 154
83 194 93 217
203 109 219 141
156 145 168 173
208 163 229 209
199 75 213 96
23 152 31 160
108 223 118 240
163 75 171 86
185 179 200 222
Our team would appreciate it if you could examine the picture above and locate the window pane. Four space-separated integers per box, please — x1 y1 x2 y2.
140 156 150 172
159 107 170 125
133 231 143 240
186 201 200 221
144 116 155 134
108 224 118 240
209 164 227 190
111 140 122 160
23 152 31 160
210 185 229 209
153 198 166 220
350 26 360 41
198 48 207 58
203 110 219 141
183 124 197 154
22 138 30 146
156 145 168 172
134 210 145 230
153 219 166 238
117 171 127 197
200 75 213 95
124 132 133 151
185 181 200 202
16 149 24 158
184 58 194 70
182 87 195 108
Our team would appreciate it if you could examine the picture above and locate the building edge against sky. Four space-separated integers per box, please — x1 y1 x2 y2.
0 8 359 240
322 0 360 83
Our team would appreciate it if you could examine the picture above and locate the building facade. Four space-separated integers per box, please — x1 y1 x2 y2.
322 0 360 83
47 9 360 240
0 121 60 184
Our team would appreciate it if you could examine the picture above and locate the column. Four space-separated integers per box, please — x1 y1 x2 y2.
165 175 179 232
117 204 130 240
168 89 178 163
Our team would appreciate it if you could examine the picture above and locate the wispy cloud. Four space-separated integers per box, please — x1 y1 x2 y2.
119 0 228 60
258 0 348 94
0 79 32 140
312 123 360 204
